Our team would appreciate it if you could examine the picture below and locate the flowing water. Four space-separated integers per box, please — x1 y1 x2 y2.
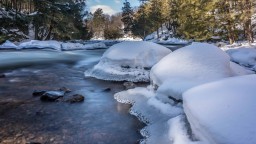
0 49 146 144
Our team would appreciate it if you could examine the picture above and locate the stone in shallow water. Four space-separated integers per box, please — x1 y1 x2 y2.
32 90 46 97
123 82 136 89
65 94 84 103
40 91 65 102
58 87 72 93
0 74 6 78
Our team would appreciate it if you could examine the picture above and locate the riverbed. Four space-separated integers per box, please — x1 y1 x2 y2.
0 49 146 144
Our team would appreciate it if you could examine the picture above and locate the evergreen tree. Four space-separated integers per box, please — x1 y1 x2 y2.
121 0 134 34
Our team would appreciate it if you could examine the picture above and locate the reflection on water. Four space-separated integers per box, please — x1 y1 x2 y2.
0 50 146 144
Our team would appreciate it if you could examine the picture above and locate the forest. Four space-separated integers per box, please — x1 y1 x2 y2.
0 0 256 43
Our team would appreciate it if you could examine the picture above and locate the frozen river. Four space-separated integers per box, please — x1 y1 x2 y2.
0 49 146 144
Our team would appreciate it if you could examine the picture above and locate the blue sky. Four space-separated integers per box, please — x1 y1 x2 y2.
87 0 140 15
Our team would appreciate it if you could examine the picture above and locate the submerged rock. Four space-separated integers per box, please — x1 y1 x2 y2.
103 88 111 92
0 74 6 78
59 87 71 93
32 90 46 97
40 91 65 102
123 82 136 89
65 94 84 103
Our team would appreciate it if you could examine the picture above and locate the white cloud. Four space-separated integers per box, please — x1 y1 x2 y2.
114 0 121 4
90 5 117 15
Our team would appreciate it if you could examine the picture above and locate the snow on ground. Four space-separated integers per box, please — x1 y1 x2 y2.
85 41 171 82
0 40 18 49
151 42 253 100
18 40 62 51
144 25 189 45
114 42 254 144
61 42 107 50
183 74 256 144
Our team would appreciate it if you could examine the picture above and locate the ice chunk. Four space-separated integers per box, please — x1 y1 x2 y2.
85 41 171 82
183 74 256 144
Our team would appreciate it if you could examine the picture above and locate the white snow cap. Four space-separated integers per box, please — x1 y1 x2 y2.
0 40 18 49
18 40 62 50
61 42 107 50
85 41 171 82
151 42 252 100
183 74 256 144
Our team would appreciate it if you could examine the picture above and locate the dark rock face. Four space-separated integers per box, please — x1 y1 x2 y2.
123 82 136 89
65 94 84 103
40 91 65 102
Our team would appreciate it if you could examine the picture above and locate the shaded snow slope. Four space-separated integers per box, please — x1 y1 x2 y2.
183 74 256 144
85 41 171 82
18 40 62 50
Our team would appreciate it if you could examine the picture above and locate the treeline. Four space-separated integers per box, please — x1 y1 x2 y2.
0 0 92 41
86 8 123 39
123 0 256 44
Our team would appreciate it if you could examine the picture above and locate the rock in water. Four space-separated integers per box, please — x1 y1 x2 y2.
65 94 84 103
32 90 46 97
59 87 72 93
103 88 111 92
123 82 136 89
0 74 5 78
40 91 65 102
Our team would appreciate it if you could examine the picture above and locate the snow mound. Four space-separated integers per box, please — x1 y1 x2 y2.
19 40 62 50
226 47 256 71
183 74 256 144
85 41 171 82
61 42 107 50
0 40 18 49
150 42 251 100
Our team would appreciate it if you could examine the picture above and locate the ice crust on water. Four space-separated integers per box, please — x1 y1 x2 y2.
18 40 62 50
85 41 171 82
183 75 256 144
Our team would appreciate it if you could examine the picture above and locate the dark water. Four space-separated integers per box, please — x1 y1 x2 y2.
0 50 145 144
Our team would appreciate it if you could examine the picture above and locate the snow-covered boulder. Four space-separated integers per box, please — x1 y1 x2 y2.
226 47 256 71
61 42 107 51
151 42 252 100
183 74 256 144
85 41 171 82
19 40 62 50
0 40 18 49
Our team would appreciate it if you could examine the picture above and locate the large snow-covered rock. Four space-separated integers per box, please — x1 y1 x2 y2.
61 42 107 50
85 41 171 82
0 40 18 49
150 42 252 100
183 74 256 144
19 40 62 50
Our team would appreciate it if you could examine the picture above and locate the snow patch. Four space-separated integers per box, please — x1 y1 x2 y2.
0 40 18 49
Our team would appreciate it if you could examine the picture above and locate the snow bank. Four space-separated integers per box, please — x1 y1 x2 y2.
150 43 249 100
18 40 62 50
61 42 107 50
144 25 188 45
226 47 256 71
183 74 256 144
85 41 171 82
0 40 18 49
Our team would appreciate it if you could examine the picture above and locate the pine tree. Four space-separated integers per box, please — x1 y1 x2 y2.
121 0 134 34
